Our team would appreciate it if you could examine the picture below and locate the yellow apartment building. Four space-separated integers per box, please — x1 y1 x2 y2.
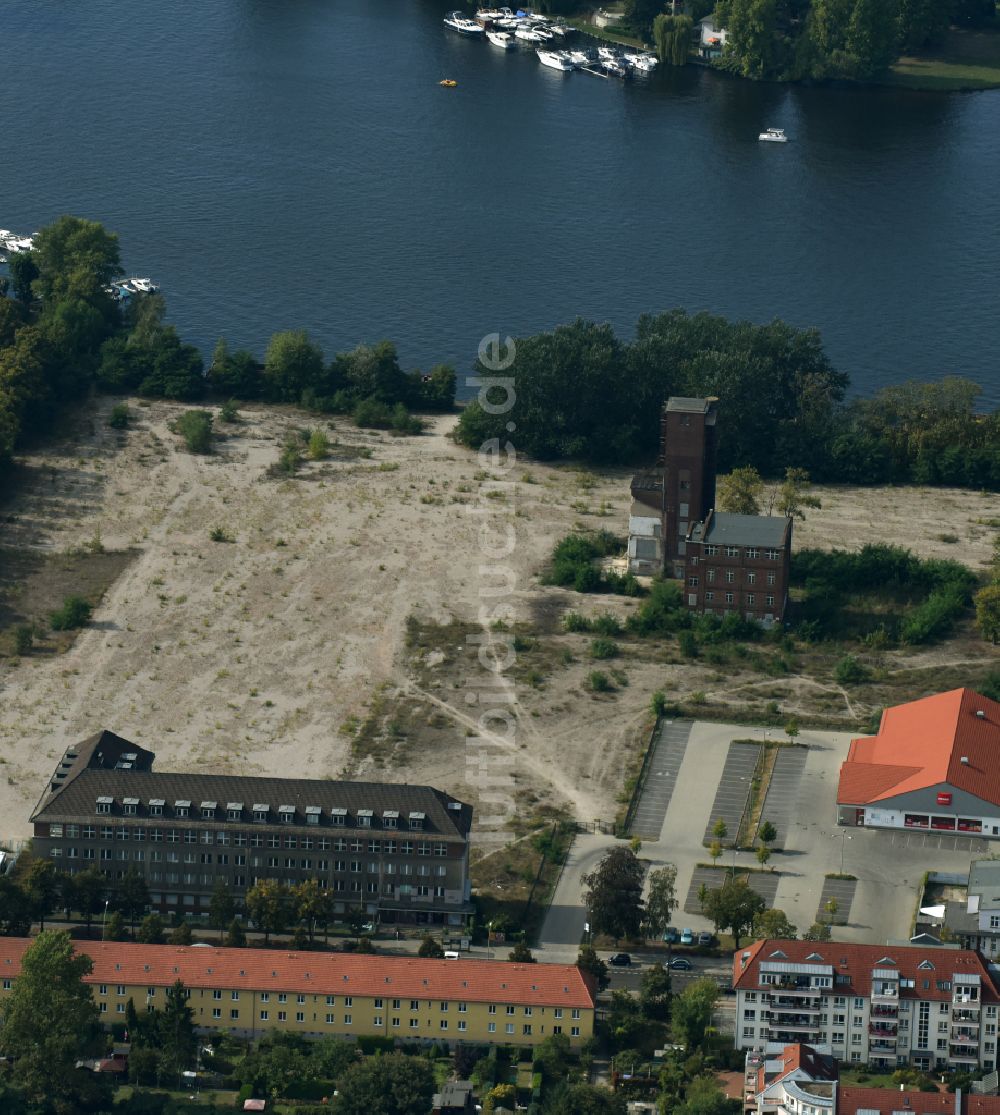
0 938 595 1048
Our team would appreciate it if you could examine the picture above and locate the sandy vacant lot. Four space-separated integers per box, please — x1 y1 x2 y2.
0 401 997 847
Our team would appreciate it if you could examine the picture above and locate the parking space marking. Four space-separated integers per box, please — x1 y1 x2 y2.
684 864 780 915
877 830 988 855
628 720 693 840
757 747 807 850
818 876 857 926
702 743 760 845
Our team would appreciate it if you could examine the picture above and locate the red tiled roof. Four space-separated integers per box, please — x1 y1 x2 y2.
732 939 1000 1003
838 1087 957 1115
0 938 594 1010
965 1098 1000 1115
837 689 1000 806
776 1043 838 1083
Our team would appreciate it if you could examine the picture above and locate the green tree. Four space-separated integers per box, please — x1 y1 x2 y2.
653 13 694 64
625 0 669 37
752 907 798 938
418 933 445 958
643 864 678 938
225 917 247 947
577 944 609 988
30 215 122 305
159 980 197 1084
169 920 192 945
208 879 236 940
417 363 456 410
758 820 778 848
775 467 821 519
263 330 325 403
703 880 766 947
22 859 59 931
708 839 722 866
676 1073 733 1115
0 930 103 1110
508 940 535 963
639 962 672 1020
128 1045 161 1086
114 866 150 931
548 1083 627 1114
756 844 772 870
845 0 899 77
73 867 106 938
671 977 719 1051
308 427 330 459
332 1050 436 1115
292 879 334 944
716 466 764 515
0 876 32 936
50 594 91 631
484 1083 518 1114
336 340 410 405
137 912 166 944
975 584 1000 644
245 879 288 944
802 920 832 941
174 408 214 453
582 846 646 942
711 817 728 843
104 909 128 941
7 252 39 304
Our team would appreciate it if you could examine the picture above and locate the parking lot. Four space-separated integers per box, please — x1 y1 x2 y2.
757 747 808 850
877 829 989 855
628 720 692 840
684 864 780 916
701 742 759 844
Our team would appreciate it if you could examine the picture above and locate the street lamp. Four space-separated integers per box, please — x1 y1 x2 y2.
101 899 110 941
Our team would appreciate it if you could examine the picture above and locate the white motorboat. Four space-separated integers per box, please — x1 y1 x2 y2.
759 127 787 142
128 277 159 293
487 29 515 48
567 50 591 67
597 45 618 61
532 24 555 39
476 7 506 20
515 24 546 41
444 11 485 34
548 22 572 36
537 49 575 70
601 56 629 77
625 52 657 71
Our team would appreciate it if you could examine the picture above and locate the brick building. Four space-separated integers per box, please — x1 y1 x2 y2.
0 938 595 1048
29 730 474 926
733 939 1000 1073
684 509 793 625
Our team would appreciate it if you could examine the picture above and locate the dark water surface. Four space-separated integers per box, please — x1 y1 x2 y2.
4 0 999 402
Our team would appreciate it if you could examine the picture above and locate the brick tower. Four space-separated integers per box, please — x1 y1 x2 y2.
659 397 718 578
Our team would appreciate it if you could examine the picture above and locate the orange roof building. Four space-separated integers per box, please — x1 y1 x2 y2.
837 689 1000 836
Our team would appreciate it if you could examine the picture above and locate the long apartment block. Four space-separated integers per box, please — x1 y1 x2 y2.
733 940 1000 1073
30 730 473 925
0 939 595 1048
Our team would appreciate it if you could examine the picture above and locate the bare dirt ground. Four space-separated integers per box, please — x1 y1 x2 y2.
0 401 997 847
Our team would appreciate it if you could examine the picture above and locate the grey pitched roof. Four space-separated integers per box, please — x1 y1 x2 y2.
32 733 472 839
969 859 1000 898
665 396 716 414
689 511 791 548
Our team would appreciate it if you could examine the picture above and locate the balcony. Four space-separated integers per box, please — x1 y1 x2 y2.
953 1009 981 1024
949 1047 980 1063
951 1031 980 1046
772 981 822 995
869 1023 899 1036
872 1004 899 1018
953 996 981 1009
770 999 823 1014
872 988 899 1003
768 1025 823 1042
870 1038 897 1052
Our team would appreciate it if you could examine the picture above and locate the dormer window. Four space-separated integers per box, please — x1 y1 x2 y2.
409 812 425 831
201 801 217 819
305 806 321 826
278 806 295 824
174 800 191 818
331 808 347 826
149 799 164 816
227 802 243 821
96 797 113 815
357 810 373 829
382 811 399 829
253 804 269 823
918 960 936 970
122 798 139 816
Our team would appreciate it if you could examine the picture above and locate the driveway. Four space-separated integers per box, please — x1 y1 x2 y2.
536 831 618 964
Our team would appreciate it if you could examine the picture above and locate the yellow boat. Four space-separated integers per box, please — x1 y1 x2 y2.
439 79 457 87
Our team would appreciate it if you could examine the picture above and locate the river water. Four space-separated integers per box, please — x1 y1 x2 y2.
4 0 999 403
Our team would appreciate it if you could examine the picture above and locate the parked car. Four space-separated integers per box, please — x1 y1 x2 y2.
609 953 632 966
680 928 694 945
669 957 693 971
697 931 715 947
662 927 679 944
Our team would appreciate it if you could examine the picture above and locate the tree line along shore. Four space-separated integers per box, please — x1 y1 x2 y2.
2 216 999 494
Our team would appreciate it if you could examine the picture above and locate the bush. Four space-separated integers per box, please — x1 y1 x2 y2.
209 525 234 543
174 408 214 453
678 630 698 658
13 624 34 655
590 637 619 660
588 670 613 693
563 612 591 633
834 655 870 685
50 595 92 631
219 398 239 423
307 428 330 459
591 612 623 636
108 403 129 429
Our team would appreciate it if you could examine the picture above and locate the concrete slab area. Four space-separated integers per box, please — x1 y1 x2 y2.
685 865 780 915
702 742 759 845
628 720 692 840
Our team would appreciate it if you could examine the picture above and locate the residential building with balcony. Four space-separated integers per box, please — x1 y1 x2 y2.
29 730 474 925
733 940 1000 1073
837 689 1000 839
0 938 595 1048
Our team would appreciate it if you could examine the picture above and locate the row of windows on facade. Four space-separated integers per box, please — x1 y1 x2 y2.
698 545 783 560
88 801 436 827
740 1023 996 1057
744 991 992 1005
687 589 777 607
688 567 778 585
48 826 451 855
744 1007 997 1034
50 846 452 873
